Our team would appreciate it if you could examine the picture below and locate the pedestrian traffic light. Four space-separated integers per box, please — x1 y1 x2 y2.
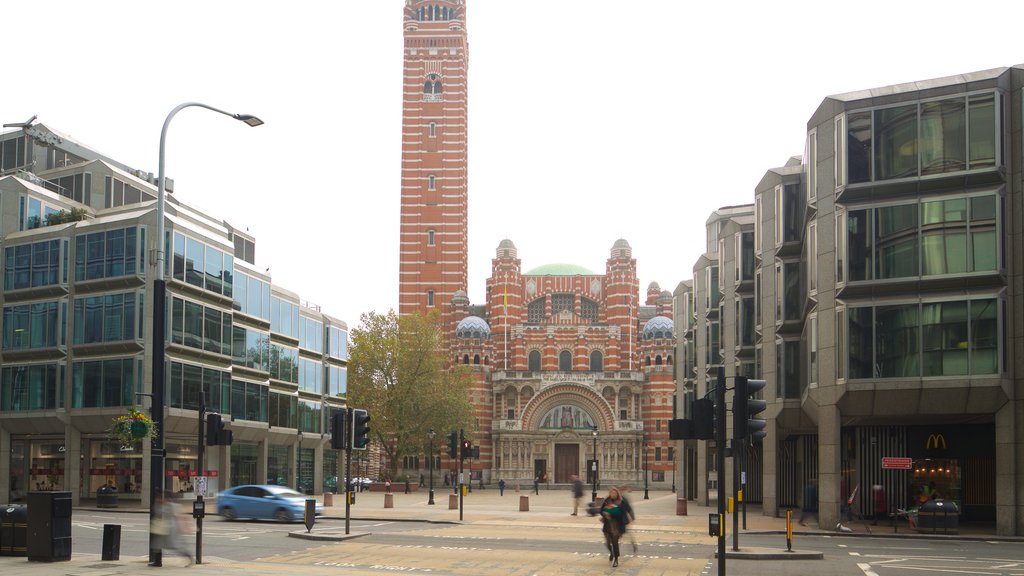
733 376 767 443
206 412 233 446
447 430 458 458
330 410 348 450
351 408 371 450
461 438 472 460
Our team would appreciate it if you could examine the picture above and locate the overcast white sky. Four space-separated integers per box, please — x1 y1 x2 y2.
3 1 1022 327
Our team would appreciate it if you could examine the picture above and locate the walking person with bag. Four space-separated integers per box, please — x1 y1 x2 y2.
570 475 584 515
150 492 193 566
618 485 638 554
598 487 626 567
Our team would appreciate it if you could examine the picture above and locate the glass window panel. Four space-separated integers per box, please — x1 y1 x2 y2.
920 98 966 175
875 304 920 377
875 204 918 279
874 105 918 180
970 195 996 222
847 111 873 183
173 233 186 281
223 254 233 299
921 232 967 276
972 230 997 272
970 299 998 374
186 237 205 288
848 307 873 379
206 247 223 295
922 302 968 376
968 93 996 168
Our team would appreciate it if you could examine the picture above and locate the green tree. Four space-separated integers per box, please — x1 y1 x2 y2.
347 309 475 480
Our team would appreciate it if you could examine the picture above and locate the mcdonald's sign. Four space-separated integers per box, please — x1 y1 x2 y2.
925 433 947 450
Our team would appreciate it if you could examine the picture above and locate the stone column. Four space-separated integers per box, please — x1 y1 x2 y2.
256 440 268 488
0 427 10 502
762 417 778 516
817 404 842 530
220 444 233 490
314 442 325 495
288 442 298 489
995 400 1020 536
65 426 82 506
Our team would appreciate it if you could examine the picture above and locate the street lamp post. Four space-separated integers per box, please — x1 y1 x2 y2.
149 103 262 567
643 441 650 500
591 426 598 502
428 430 436 505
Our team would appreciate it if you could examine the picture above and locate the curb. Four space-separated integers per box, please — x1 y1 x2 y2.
287 530 373 542
717 548 824 560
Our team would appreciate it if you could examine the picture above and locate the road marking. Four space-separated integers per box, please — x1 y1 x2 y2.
882 567 1000 575
858 563 880 576
73 523 98 530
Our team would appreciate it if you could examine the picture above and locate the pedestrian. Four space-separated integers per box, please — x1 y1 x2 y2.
841 479 858 523
570 475 584 515
404 477 410 494
419 473 425 488
618 485 638 554
871 485 887 525
150 492 192 566
798 478 818 526
599 487 626 567
533 474 540 495
443 473 450 487
385 479 392 494
498 478 506 496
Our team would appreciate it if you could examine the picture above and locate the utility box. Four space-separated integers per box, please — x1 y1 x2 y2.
27 491 72 562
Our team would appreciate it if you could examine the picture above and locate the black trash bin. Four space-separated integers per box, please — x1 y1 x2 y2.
27 491 72 562
101 524 121 561
0 504 29 556
916 499 959 534
96 485 118 508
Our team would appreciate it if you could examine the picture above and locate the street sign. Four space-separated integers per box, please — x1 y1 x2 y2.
882 457 912 469
193 476 208 496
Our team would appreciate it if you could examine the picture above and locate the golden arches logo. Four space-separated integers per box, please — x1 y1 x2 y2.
925 434 947 450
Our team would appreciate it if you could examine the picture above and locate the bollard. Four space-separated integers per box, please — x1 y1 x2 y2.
384 493 394 509
519 495 529 512
101 524 120 561
676 498 687 516
448 494 458 510
324 492 333 507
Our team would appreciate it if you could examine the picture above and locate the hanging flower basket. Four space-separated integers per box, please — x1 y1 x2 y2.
109 408 157 446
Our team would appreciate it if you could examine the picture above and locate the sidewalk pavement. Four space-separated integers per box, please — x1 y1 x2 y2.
3 488 1013 576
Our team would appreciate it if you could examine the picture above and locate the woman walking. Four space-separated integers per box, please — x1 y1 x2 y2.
599 487 626 567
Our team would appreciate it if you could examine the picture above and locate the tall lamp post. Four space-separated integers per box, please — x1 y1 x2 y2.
428 429 436 505
591 425 598 502
149 103 262 567
643 440 650 500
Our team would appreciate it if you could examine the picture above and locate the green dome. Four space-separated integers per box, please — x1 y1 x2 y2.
525 263 596 276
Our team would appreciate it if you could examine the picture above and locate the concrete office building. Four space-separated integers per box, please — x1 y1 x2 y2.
0 122 349 507
676 65 1024 535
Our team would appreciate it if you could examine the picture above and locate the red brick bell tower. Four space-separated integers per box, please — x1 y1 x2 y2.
398 0 469 323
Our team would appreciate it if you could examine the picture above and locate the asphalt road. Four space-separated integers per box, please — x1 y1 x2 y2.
69 510 1024 575
710 533 1024 576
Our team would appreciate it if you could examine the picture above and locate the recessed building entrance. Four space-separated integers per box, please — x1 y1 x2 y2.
555 444 579 483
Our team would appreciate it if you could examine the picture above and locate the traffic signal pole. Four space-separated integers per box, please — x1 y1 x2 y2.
458 428 464 521
197 398 205 564
715 367 727 576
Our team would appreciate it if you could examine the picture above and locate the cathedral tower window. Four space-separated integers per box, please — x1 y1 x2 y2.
589 350 603 372
527 298 545 323
428 175 436 190
427 289 435 306
558 350 572 371
429 122 436 137
528 350 541 371
423 74 443 102
427 230 435 246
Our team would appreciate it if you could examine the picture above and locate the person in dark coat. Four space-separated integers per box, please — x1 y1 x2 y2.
533 474 540 495
570 475 584 515
498 478 506 496
599 487 626 567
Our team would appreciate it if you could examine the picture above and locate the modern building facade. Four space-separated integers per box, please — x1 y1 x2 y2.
676 65 1024 535
0 122 349 506
398 0 470 323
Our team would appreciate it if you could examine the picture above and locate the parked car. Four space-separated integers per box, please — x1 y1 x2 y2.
217 485 324 522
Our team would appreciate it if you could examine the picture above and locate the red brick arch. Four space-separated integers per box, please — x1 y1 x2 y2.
520 384 614 431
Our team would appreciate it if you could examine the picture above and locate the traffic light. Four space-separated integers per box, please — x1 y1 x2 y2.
206 412 233 446
733 376 767 443
461 438 472 460
351 408 371 450
668 398 714 440
447 430 458 458
330 410 348 450
693 398 715 440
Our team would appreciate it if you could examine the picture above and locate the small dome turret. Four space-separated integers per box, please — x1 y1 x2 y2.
455 316 491 339
642 316 674 340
